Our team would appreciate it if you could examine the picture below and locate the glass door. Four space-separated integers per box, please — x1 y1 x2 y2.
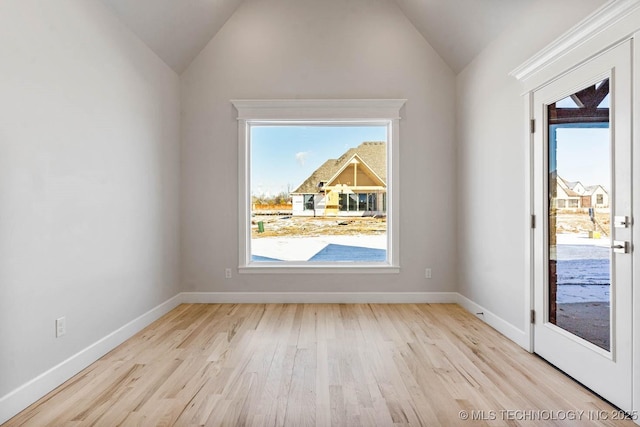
532 40 632 412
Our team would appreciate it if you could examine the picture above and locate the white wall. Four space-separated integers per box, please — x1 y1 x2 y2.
180 0 456 293
456 0 606 331
0 0 180 401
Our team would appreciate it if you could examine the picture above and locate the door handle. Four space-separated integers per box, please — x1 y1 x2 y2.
614 216 631 228
611 241 630 253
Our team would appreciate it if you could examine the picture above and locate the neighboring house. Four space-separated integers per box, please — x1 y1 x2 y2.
555 176 582 208
583 185 609 208
291 142 386 216
555 175 609 208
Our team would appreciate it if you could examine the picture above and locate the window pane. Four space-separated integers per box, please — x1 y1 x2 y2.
547 78 611 351
358 194 367 211
250 125 388 263
304 195 314 210
348 194 358 211
339 193 348 211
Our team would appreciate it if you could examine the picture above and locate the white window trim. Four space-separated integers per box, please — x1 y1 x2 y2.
232 99 406 274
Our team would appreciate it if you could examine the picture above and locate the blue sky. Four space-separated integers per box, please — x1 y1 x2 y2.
555 127 610 190
251 125 387 196
553 81 610 189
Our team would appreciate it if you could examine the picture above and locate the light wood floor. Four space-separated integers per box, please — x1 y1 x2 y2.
5 304 635 426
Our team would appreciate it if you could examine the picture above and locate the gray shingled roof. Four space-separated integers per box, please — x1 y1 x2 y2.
292 142 386 194
556 176 581 197
584 185 607 195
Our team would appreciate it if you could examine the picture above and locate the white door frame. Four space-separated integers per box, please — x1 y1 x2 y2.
632 30 640 425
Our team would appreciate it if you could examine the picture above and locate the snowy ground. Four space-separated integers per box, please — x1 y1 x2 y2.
251 235 386 262
556 233 610 303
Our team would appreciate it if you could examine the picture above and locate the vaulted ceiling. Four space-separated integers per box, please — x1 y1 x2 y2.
99 0 538 75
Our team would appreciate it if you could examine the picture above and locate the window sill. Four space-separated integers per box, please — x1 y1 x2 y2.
238 264 400 274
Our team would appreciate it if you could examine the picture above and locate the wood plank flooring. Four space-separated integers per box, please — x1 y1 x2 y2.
5 304 635 426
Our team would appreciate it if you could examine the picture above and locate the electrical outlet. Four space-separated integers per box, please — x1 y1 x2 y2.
225 268 232 279
425 268 432 279
56 317 66 337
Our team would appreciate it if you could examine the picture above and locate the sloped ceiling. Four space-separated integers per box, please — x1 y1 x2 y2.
395 0 533 73
100 0 245 73
100 0 537 75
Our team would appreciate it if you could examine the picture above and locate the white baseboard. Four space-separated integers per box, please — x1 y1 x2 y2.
181 291 459 304
0 294 183 425
456 293 530 349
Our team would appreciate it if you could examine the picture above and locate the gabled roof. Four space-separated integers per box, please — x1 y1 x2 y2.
292 142 386 194
584 185 607 195
326 153 385 188
556 176 583 197
566 181 583 190
557 175 608 197
556 176 570 190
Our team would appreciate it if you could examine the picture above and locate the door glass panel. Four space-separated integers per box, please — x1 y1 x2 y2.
547 79 610 351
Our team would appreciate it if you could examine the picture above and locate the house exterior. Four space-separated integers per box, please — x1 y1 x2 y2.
555 176 582 208
291 142 386 217
583 185 609 208
555 175 609 208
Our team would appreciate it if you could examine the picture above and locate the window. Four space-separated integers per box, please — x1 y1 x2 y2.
303 195 314 211
597 194 604 204
233 99 405 272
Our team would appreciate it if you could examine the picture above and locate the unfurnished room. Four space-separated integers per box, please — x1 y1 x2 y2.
2 0 640 425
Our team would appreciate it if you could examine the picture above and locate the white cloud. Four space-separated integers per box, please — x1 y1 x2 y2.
295 151 309 166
